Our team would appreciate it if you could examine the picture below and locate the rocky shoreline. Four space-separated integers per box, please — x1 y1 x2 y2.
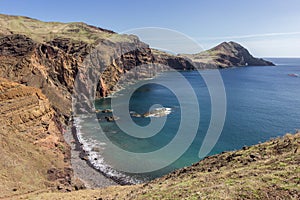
63 119 119 188
0 14 280 198
64 117 137 188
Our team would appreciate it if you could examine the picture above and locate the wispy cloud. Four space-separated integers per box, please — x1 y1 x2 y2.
198 31 300 41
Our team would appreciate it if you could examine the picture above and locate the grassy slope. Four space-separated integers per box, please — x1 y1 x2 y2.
0 14 114 43
20 132 300 200
0 14 141 45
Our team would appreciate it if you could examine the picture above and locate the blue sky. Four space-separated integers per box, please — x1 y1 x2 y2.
1 0 300 57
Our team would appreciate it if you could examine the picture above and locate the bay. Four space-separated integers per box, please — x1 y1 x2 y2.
76 58 300 183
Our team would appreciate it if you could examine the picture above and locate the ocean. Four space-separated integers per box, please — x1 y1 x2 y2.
75 58 300 184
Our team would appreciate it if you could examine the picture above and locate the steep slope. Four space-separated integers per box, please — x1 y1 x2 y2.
21 131 300 199
0 14 166 118
0 14 282 199
0 13 114 43
180 41 274 68
0 78 79 199
0 14 274 117
0 34 80 121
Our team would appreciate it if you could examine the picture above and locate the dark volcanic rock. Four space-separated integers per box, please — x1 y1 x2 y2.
152 49 195 70
105 116 119 122
0 34 35 56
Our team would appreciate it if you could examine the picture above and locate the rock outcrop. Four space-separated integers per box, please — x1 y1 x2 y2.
151 49 195 70
0 34 81 121
0 78 74 198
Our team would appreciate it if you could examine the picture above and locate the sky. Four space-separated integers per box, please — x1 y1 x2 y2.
0 0 300 57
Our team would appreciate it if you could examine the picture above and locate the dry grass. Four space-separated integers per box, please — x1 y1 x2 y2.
0 14 114 43
20 132 300 200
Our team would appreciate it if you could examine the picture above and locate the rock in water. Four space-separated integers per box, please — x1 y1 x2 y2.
105 116 120 122
142 107 172 117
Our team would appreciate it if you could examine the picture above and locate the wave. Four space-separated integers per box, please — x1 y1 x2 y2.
131 107 172 118
144 107 172 117
73 116 144 185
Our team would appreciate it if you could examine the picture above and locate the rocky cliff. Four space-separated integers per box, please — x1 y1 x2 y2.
0 78 78 198
151 49 195 70
0 14 183 196
0 15 168 117
0 14 278 198
0 34 80 122
0 15 275 120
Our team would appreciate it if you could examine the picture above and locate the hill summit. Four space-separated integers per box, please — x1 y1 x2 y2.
180 41 274 68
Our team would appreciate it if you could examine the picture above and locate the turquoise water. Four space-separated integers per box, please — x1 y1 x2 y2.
76 58 300 183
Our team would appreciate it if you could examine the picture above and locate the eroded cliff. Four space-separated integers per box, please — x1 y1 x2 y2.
0 78 77 198
0 14 275 118
0 14 279 199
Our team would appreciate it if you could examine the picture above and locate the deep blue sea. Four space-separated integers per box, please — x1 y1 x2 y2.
75 58 300 183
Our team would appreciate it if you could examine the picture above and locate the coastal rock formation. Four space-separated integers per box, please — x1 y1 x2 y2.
151 49 195 70
180 41 275 68
0 14 274 117
0 78 74 198
0 15 169 116
0 34 80 121
0 14 278 199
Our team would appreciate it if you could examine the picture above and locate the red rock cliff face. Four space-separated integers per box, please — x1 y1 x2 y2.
0 78 74 198
0 34 81 121
0 33 180 117
0 15 275 120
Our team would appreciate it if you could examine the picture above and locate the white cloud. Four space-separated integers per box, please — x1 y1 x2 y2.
198 32 300 40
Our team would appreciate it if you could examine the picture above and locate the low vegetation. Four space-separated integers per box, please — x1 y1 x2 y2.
0 14 114 43
18 131 300 199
